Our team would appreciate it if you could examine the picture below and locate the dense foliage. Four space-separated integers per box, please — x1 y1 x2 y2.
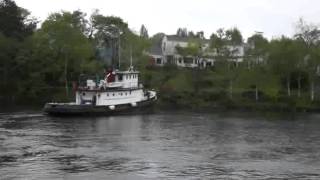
144 25 320 111
1 0 320 111
0 0 150 105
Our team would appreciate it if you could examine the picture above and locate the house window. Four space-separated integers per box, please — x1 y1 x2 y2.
184 57 193 64
156 58 162 64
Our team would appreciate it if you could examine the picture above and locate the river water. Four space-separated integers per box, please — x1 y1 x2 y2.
0 111 320 179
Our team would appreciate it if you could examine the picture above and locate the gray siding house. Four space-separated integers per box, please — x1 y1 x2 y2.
148 34 245 68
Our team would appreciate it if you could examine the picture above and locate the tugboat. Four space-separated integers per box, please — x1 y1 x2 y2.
43 66 157 116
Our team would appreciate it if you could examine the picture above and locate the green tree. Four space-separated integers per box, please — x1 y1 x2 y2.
225 28 243 67
267 37 301 97
0 0 36 40
246 33 269 68
35 11 95 97
306 49 320 101
210 29 226 58
90 11 128 40
225 27 243 46
0 33 20 102
294 18 320 101
0 0 37 104
90 11 150 70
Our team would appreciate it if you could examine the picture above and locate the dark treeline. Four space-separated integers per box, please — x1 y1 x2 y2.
1 0 320 111
0 0 150 106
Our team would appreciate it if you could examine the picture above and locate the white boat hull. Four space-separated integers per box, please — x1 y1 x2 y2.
43 95 157 116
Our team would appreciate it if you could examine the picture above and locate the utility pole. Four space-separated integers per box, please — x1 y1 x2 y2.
118 30 121 70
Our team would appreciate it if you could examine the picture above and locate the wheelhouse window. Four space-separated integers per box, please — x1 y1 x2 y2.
118 74 123 81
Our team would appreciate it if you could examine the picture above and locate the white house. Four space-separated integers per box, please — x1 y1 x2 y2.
148 34 245 68
161 35 214 68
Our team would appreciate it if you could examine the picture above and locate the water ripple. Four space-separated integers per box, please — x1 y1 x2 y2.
1 111 320 179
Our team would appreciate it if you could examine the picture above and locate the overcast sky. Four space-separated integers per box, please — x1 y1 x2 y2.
15 0 320 40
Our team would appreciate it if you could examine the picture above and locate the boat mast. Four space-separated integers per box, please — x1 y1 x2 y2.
118 30 121 70
130 46 133 68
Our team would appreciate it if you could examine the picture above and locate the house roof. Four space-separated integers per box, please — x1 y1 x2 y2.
166 35 210 44
148 37 163 56
149 43 162 56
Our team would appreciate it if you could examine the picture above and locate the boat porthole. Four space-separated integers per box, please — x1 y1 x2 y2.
82 93 86 96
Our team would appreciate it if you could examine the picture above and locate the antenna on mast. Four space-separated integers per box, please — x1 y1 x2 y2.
130 46 133 68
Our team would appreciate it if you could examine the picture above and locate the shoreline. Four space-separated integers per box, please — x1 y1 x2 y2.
1 100 320 114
